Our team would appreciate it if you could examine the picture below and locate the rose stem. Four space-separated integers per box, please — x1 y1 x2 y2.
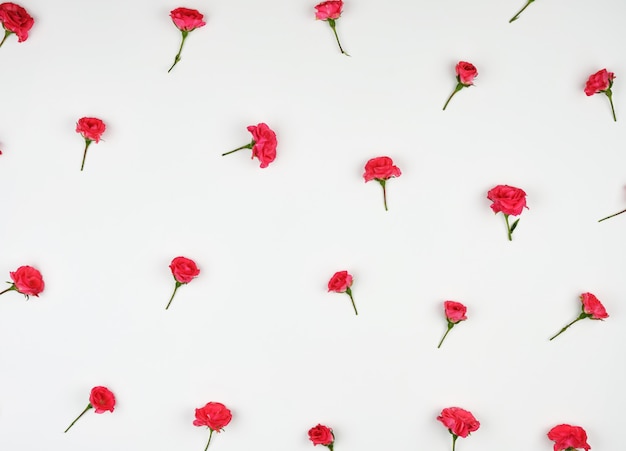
451 434 458 451
606 91 617 122
509 0 534 23
0 30 10 48
168 30 188 73
327 19 349 56
346 287 358 315
379 179 388 211
80 140 92 171
504 214 513 241
437 322 454 349
165 282 182 310
222 143 252 156
0 286 15 296
443 84 463 111
64 404 92 433
549 314 586 341
598 208 626 222
203 429 214 451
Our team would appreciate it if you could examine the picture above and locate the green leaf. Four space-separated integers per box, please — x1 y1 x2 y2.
509 218 520 233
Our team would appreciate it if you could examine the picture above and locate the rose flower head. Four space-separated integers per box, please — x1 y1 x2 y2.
327 270 357 315
314 1 349 56
549 292 608 341
487 184 528 241
363 156 402 211
76 117 106 171
547 424 591 451
438 301 468 348
1 265 44 299
443 61 478 110
166 256 200 310
0 2 34 47
167 7 206 73
308 424 335 449
64 386 116 433
193 402 232 451
222 122 277 168
584 68 617 121
437 407 480 451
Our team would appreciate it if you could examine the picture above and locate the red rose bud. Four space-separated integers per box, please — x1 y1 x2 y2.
327 270 357 315
222 123 277 168
547 424 591 451
363 156 401 211
315 1 349 56
166 256 200 310
64 386 115 433
584 69 616 122
549 292 608 341
438 301 468 348
0 2 34 48
443 61 478 110
0 265 44 299
193 402 232 451
509 0 536 23
308 424 335 450
487 184 528 241
437 407 480 451
168 7 206 73
76 117 106 171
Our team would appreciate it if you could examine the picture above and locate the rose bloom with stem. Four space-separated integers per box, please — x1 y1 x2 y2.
193 402 232 451
168 7 206 73
437 407 480 451
64 386 115 433
315 0 349 56
549 292 608 341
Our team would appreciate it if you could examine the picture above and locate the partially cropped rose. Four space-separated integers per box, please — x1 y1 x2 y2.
443 61 478 110
438 407 480 451
1 265 44 299
0 2 34 47
167 7 206 73
222 123 277 168
315 0 349 56
584 69 617 121
487 184 528 241
550 292 608 340
327 270 357 315
193 402 232 451
363 156 402 211
166 256 200 310
64 386 116 433
547 424 591 451
308 424 335 449
76 117 106 171
438 301 468 348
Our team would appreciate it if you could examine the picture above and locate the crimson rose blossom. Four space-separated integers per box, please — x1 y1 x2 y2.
0 265 44 299
487 184 528 241
193 402 232 451
585 69 617 122
443 61 478 110
363 156 401 211
0 2 34 48
438 301 468 348
547 424 591 451
76 117 106 171
328 270 357 315
315 1 349 56
509 0 536 23
308 424 335 450
437 407 480 451
222 123 277 168
64 386 116 433
166 256 200 310
550 292 608 341
168 7 206 73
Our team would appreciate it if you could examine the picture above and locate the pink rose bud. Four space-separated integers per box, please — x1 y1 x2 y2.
438 301 468 348
486 184 528 241
363 156 402 211
308 424 335 449
221 123 277 168
193 402 232 451
547 424 591 451
166 256 200 310
64 386 116 433
549 292 608 341
76 117 106 171
584 68 617 122
443 61 478 110
437 407 480 451
1 265 45 299
0 2 34 48
314 1 349 56
327 270 357 315
167 7 206 73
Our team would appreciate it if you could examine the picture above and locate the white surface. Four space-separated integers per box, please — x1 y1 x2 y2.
0 0 625 450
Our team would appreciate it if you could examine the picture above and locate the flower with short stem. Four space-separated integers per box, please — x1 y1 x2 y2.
549 292 608 340
438 301 467 348
167 7 206 73
509 0 535 23
598 208 626 222
327 270 357 315
315 1 349 56
222 123 277 168
166 256 200 310
443 62 477 111
64 386 115 433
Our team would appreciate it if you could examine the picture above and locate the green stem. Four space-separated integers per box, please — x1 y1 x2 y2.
509 0 534 23
549 314 585 341
437 322 454 348
165 282 182 310
168 30 188 73
327 19 349 56
346 287 358 315
222 142 253 156
452 434 458 451
203 429 214 451
504 214 512 241
598 208 626 222
64 404 92 433
443 83 464 110
80 140 92 171
0 286 15 296
378 179 388 211
0 30 11 49
606 90 617 122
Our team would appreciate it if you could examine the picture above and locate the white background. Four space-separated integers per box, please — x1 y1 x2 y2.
0 0 625 450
